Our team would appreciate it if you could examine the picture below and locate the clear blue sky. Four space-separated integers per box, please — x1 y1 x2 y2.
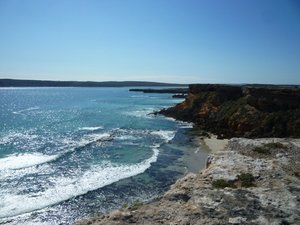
0 0 299 84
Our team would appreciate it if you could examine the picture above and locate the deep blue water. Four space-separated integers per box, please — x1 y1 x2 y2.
0 87 208 224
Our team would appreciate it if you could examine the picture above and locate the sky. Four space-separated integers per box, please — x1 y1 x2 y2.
0 0 299 84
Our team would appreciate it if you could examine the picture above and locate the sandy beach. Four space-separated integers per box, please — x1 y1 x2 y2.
203 135 229 153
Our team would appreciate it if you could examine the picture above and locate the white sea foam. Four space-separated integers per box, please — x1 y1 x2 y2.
115 135 139 141
151 130 176 142
0 147 159 218
12 107 40 115
78 126 103 131
0 132 112 172
163 116 176 122
60 133 111 149
178 121 194 129
111 128 148 142
0 133 113 183
0 132 38 145
130 95 146 98
77 133 111 146
0 164 53 181
0 153 58 170
124 108 155 118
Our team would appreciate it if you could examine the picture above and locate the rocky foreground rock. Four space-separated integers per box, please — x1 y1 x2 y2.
75 138 300 225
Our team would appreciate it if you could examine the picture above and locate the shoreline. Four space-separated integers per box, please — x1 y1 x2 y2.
75 136 300 225
202 134 229 153
180 133 228 173
74 83 300 224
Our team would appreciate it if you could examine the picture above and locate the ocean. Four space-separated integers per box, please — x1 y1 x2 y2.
0 87 209 224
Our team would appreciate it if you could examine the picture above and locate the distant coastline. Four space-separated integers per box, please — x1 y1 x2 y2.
0 79 186 87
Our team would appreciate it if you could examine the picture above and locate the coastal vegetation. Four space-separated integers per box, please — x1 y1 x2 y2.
212 179 237 189
253 142 287 154
237 173 256 188
212 173 256 189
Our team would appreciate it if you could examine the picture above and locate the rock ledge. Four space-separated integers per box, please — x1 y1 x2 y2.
75 138 300 225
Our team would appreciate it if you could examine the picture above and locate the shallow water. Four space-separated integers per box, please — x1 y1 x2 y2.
0 87 208 224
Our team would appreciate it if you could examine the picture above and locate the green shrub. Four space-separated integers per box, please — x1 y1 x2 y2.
129 201 143 210
253 146 271 154
122 203 129 208
212 173 256 189
263 142 286 149
212 179 236 189
253 142 286 154
238 173 256 187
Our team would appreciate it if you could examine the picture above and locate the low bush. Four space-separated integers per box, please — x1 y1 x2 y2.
238 173 256 188
212 173 256 189
253 142 286 154
263 142 286 149
129 201 143 210
212 179 236 189
253 146 271 154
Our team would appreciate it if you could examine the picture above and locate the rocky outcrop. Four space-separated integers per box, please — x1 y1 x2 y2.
129 88 188 94
74 138 300 225
159 84 300 138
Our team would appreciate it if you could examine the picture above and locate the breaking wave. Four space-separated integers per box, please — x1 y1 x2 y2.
0 147 159 218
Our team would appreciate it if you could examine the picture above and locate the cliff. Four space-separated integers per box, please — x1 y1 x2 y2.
75 138 300 225
159 84 300 138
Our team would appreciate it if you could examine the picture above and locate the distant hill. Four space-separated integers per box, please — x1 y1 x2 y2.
0 79 186 87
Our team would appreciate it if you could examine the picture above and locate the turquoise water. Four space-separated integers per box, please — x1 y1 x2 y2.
0 87 206 224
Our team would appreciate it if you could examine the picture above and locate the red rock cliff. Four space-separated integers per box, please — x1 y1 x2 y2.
160 84 300 138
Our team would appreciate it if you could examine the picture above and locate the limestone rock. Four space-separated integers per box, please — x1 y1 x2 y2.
74 138 300 225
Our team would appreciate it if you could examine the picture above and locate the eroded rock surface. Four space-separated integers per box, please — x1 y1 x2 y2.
159 84 300 138
75 138 300 225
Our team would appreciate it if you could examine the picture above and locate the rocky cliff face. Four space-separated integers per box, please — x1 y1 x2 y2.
160 84 300 138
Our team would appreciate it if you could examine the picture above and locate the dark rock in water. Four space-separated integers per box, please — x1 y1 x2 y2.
129 88 188 94
172 94 187 98
159 84 300 138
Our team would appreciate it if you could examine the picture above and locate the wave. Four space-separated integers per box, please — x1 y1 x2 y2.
0 128 173 171
78 126 103 131
0 131 39 145
112 128 144 141
0 164 52 182
0 147 159 218
12 107 40 115
0 132 112 171
0 153 58 170
163 116 176 122
130 95 146 98
151 130 176 142
115 135 139 141
178 121 194 129
73 133 112 148
114 129 175 143
124 108 155 118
